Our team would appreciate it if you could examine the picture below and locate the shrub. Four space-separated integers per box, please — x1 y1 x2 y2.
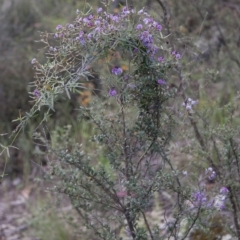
3 1 240 239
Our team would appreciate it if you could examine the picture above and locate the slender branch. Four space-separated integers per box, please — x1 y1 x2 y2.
124 208 136 239
228 186 240 239
229 138 240 182
180 204 201 240
66 160 123 207
155 0 171 36
119 95 137 239
136 140 155 172
142 211 154 240
120 97 129 180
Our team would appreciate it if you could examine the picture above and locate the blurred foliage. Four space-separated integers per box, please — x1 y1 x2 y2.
0 0 88 129
0 0 91 175
0 0 240 237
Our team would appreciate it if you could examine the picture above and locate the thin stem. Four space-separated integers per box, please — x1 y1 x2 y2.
229 138 240 182
142 211 154 240
228 186 240 239
124 208 136 239
155 0 171 36
136 140 155 172
180 205 201 240
120 97 130 180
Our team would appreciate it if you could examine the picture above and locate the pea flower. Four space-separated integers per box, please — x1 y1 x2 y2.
97 7 102 14
182 98 198 111
156 24 162 31
112 67 123 75
206 167 216 181
31 58 37 64
157 79 166 85
143 17 153 25
111 15 119 22
33 89 40 98
172 51 181 59
56 24 62 30
109 89 117 96
136 24 143 30
193 191 207 205
175 53 181 59
68 24 74 29
220 187 229 195
139 31 153 46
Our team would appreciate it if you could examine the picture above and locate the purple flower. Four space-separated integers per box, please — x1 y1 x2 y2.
139 31 153 46
83 17 90 25
143 17 153 25
133 48 138 54
206 167 216 181
112 67 123 75
33 89 40 98
80 38 85 45
172 51 176 55
88 14 93 20
136 24 143 30
122 6 130 15
56 24 62 30
158 57 164 62
175 53 181 59
156 24 162 31
157 79 166 85
220 187 229 195
88 22 94 27
87 33 92 40
182 98 198 112
76 36 85 45
109 89 117 96
68 24 74 29
194 191 207 205
214 195 227 210
97 7 102 14
79 31 84 38
152 21 158 27
94 20 101 26
111 15 119 22
95 27 102 35
209 171 216 180
31 58 37 64
147 45 157 56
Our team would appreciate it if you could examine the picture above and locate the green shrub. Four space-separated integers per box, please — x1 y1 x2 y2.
3 1 240 239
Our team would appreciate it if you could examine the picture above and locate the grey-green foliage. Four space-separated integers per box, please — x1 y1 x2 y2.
8 1 240 239
26 3 192 239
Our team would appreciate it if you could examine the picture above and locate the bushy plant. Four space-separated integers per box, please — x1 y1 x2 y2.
3 1 240 239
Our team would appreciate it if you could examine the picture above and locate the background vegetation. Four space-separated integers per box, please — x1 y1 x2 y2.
0 0 239 239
